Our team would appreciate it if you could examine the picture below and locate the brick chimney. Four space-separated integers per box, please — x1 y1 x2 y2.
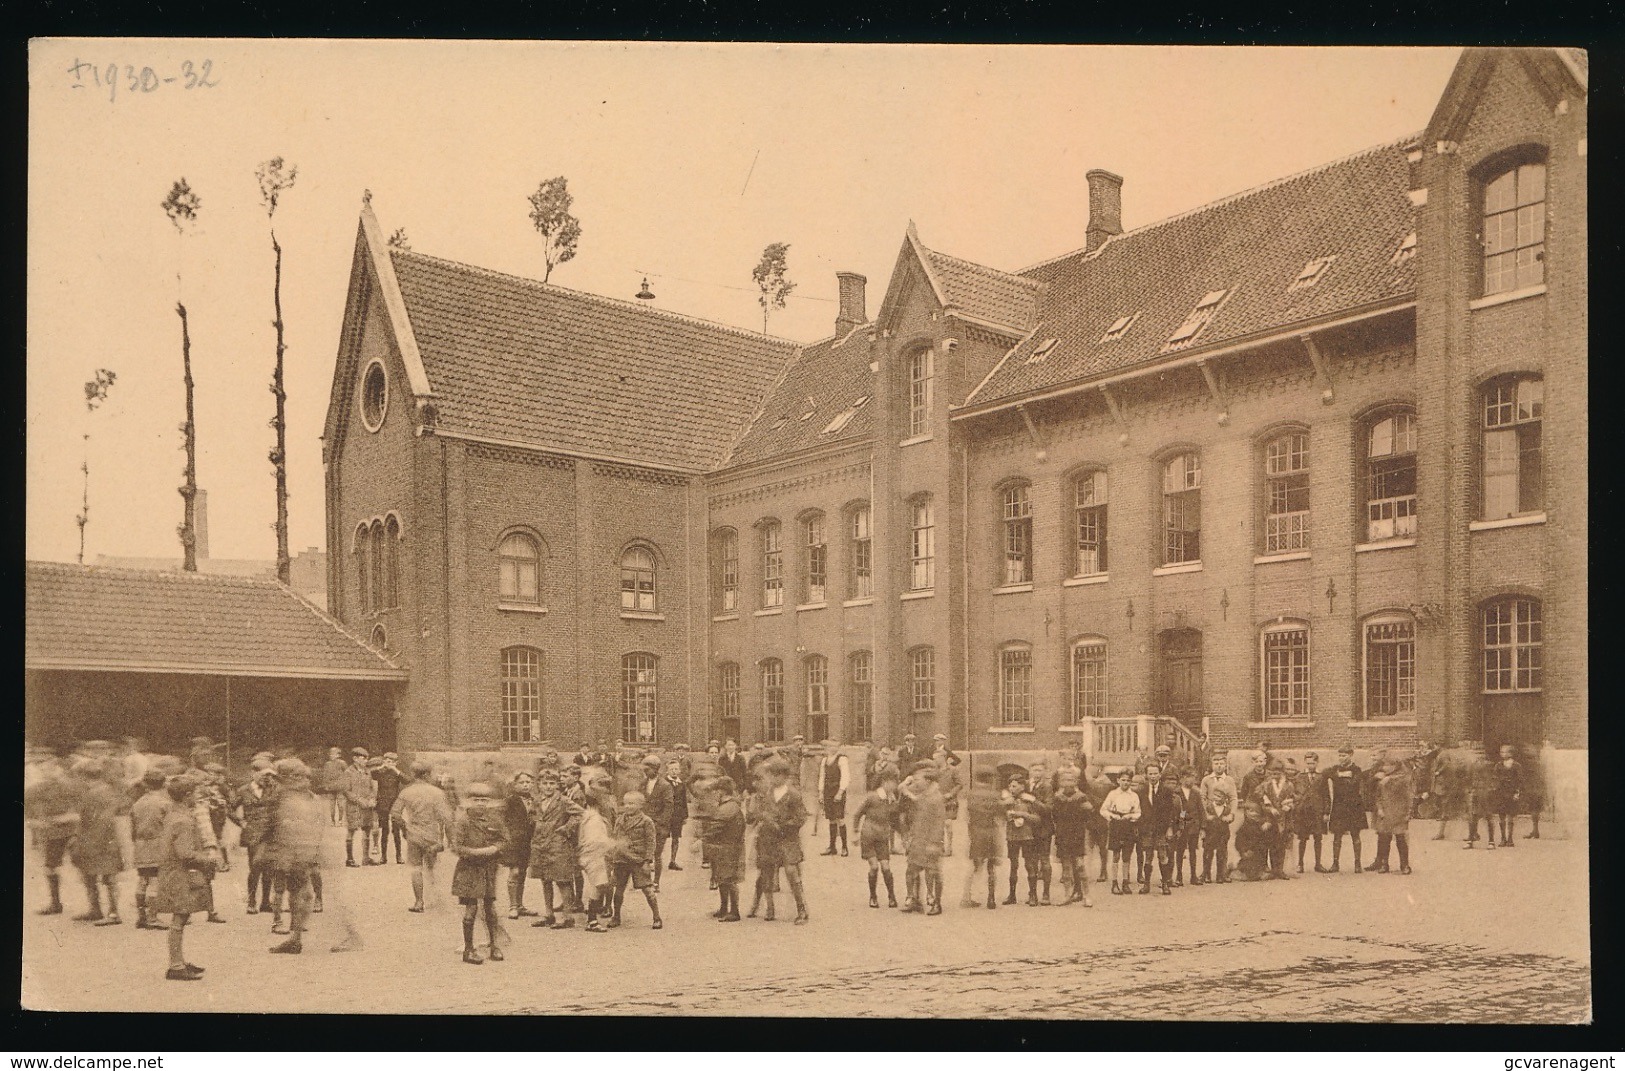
1086 169 1124 253
193 488 210 562
835 272 867 335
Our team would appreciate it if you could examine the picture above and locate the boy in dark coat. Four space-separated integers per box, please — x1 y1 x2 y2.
450 782 510 964
237 760 279 914
704 776 746 921
1325 745 1367 872
130 768 173 929
150 773 214 981
1001 774 1043 906
900 764 947 914
527 768 581 928
70 757 128 925
662 759 689 872
1491 744 1524 847
371 752 406 864
501 771 537 919
1050 766 1094 906
610 790 663 929
851 767 901 908
1294 751 1331 873
1138 764 1183 895
1172 767 1205 886
755 758 810 924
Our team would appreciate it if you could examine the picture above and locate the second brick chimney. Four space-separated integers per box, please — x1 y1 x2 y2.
1086 169 1124 253
835 272 867 335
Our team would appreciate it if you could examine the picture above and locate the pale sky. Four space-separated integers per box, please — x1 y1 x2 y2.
27 40 1462 565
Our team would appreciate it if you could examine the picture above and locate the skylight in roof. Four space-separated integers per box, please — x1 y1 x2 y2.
1100 313 1139 343
1288 256 1337 292
771 416 789 430
1165 289 1230 348
821 395 870 436
799 395 818 421
1392 232 1417 265
1025 338 1060 364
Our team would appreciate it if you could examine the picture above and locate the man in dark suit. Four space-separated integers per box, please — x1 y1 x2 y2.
1136 764 1183 895
895 734 920 777
640 755 674 889
571 742 595 772
718 741 749 801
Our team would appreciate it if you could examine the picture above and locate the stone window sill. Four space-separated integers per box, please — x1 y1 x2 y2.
1348 720 1418 728
988 725 1036 734
754 607 784 618
1254 551 1310 565
796 602 827 613
993 583 1034 596
1470 513 1546 532
620 610 665 622
1355 538 1417 553
1468 284 1546 311
842 597 875 608
900 589 935 602
1058 724 1089 733
1152 562 1202 577
899 434 934 448
498 603 548 615
711 613 740 623
1247 721 1315 729
1064 574 1110 587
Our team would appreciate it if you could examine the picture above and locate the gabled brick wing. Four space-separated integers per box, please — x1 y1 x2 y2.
919 246 1042 333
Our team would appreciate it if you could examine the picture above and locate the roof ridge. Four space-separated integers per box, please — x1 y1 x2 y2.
279 584 402 669
722 338 811 465
921 245 1042 291
392 249 802 349
1016 131 1424 276
28 560 287 587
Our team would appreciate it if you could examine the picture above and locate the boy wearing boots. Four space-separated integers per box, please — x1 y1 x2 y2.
900 764 947 914
1325 745 1367 873
704 776 746 922
1490 744 1524 847
25 749 81 916
237 759 279 915
610 790 664 930
1001 774 1043 905
578 772 618 932
1050 766 1094 906
1294 751 1330 873
1139 763 1182 895
851 767 901 908
1200 754 1238 884
266 759 328 954
526 768 581 928
130 767 172 930
450 782 510 964
1172 767 1204 886
342 747 379 867
962 768 1004 909
1026 762 1056 905
818 741 851 858
394 759 453 914
757 758 811 925
70 756 128 926
1100 767 1141 895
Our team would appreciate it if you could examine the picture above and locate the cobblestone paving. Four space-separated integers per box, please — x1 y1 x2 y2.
22 825 1590 1022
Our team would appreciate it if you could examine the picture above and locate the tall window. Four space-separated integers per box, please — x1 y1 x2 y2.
1481 376 1543 520
911 647 936 720
1364 615 1416 719
498 532 541 605
849 652 873 743
804 655 829 743
1071 638 1108 722
500 646 542 743
620 546 656 612
761 521 784 608
1482 597 1543 693
1261 622 1311 721
761 658 786 742
1262 432 1310 554
370 521 386 614
1366 409 1418 541
1162 453 1202 565
909 348 934 438
621 653 658 744
1482 160 1546 296
849 506 873 598
910 496 935 591
714 529 739 614
355 524 373 615
802 514 827 604
718 661 741 740
999 644 1034 725
1001 483 1033 585
1072 470 1108 577
383 516 401 609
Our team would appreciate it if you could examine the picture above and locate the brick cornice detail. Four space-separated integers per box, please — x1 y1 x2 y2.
466 442 576 470
708 462 872 509
592 461 691 486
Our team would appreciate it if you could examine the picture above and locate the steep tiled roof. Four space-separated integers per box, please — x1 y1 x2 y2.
724 327 878 468
919 245 1041 333
964 136 1419 410
390 251 799 472
25 563 404 680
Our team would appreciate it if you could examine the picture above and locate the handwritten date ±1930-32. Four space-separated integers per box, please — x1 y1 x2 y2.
68 59 220 101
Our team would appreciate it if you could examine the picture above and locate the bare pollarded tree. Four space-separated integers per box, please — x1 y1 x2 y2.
75 369 118 565
257 157 298 584
161 178 202 572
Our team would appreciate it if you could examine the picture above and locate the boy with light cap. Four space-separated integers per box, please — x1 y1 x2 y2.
392 759 453 913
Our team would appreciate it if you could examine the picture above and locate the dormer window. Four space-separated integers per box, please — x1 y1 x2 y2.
1165 289 1229 348
1100 314 1138 342
821 395 869 435
1026 338 1059 364
1392 232 1417 266
1288 256 1336 292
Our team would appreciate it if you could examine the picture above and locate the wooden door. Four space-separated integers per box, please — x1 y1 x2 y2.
1160 629 1204 728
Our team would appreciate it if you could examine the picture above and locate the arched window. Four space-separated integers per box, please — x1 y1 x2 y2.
1071 470 1108 577
717 661 741 741
761 658 786 742
804 654 829 743
848 505 873 598
801 513 827 604
370 521 386 614
1482 597 1543 694
712 528 739 614
908 347 934 438
500 646 543 744
370 624 388 651
909 495 935 591
1260 620 1311 722
1162 452 1202 565
1070 636 1108 723
620 545 657 612
1362 613 1416 720
999 643 1034 726
1364 409 1417 542
621 652 659 744
498 532 541 605
1481 375 1543 520
848 652 873 743
384 515 401 609
355 524 373 615
1481 158 1546 296
1000 482 1033 585
760 521 784 609
1261 432 1310 554
910 646 936 721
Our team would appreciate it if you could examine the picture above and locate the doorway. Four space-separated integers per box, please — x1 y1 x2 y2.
1159 628 1204 729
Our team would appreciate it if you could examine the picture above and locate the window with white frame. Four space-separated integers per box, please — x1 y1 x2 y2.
501 646 543 743
1070 638 1108 722
999 644 1034 725
849 506 873 598
1162 453 1202 565
910 646 936 719
849 652 873 743
908 348 934 438
620 546 656 612
1166 289 1229 348
910 496 935 591
621 652 658 743
1260 622 1311 721
1482 160 1546 296
1366 409 1418 541
805 655 829 742
761 521 784 608
1001 483 1033 585
718 661 741 733
1481 376 1543 520
1482 597 1543 693
1072 470 1108 577
1363 615 1416 719
1263 432 1310 554
498 532 541 605
761 658 786 742
802 514 827 604
714 529 738 614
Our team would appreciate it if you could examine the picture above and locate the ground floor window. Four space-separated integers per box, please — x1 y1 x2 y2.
501 646 542 743
1363 616 1416 719
621 652 658 743
1261 623 1310 721
1000 644 1033 725
1071 639 1107 722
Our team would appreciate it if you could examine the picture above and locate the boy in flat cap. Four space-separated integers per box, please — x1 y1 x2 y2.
1325 744 1367 873
342 747 378 867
